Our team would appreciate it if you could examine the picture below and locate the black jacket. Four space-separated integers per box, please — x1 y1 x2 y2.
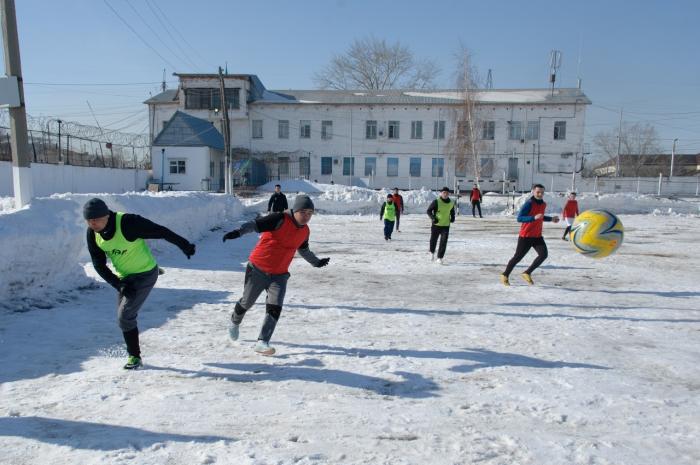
87 211 190 289
267 192 288 213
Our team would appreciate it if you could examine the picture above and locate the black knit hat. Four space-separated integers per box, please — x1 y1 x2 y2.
292 195 314 212
387 194 393 199
83 198 110 220
440 186 450 193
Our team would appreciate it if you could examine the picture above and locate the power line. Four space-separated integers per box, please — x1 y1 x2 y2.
102 0 178 71
144 0 201 71
147 0 211 70
123 0 198 70
25 81 177 87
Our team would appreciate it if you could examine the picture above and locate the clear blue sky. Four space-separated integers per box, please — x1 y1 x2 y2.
6 0 700 154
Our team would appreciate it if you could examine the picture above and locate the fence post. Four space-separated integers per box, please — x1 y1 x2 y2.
636 176 640 194
657 173 662 196
594 176 598 194
696 175 699 196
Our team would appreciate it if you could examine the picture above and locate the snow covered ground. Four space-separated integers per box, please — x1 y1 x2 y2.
0 187 699 464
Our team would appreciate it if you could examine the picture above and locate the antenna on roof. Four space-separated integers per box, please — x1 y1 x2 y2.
225 61 228 74
162 69 166 92
485 69 493 89
576 35 583 89
549 50 562 96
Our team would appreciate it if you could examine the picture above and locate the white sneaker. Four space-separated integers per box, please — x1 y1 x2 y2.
254 340 276 356
229 324 240 341
436 258 444 265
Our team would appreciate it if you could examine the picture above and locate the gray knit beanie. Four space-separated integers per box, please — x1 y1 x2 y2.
83 198 110 220
292 195 314 212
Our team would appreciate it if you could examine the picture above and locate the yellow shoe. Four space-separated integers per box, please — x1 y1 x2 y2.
520 273 534 285
499 274 510 286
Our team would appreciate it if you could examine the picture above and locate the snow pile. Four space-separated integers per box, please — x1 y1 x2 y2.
0 192 243 310
0 196 15 213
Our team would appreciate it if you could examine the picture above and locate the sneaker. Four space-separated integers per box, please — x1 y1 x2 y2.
520 273 534 285
254 340 276 356
436 258 443 265
499 274 510 286
229 324 240 341
123 355 142 370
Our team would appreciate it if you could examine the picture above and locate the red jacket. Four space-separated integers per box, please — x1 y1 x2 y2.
562 199 579 219
470 188 482 202
391 194 404 212
518 198 550 238
249 214 310 274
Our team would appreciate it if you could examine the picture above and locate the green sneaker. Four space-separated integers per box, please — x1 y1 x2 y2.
123 355 143 370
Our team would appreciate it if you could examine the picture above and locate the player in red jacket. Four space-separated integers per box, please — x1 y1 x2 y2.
470 184 483 218
390 187 405 232
561 192 579 240
222 195 330 355
500 184 559 286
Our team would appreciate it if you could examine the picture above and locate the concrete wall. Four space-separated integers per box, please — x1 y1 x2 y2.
0 161 151 197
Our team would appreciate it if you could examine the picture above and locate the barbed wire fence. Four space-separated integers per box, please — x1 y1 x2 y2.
0 111 150 169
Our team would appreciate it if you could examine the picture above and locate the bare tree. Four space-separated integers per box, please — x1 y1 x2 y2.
313 37 440 90
446 45 485 185
593 123 662 176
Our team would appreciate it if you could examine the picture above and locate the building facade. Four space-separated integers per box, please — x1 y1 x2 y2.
145 74 591 191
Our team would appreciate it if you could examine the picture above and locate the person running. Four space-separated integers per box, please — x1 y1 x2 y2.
84 198 196 369
470 184 483 218
222 195 330 355
390 187 405 232
267 184 288 213
426 187 456 265
561 192 580 240
380 194 397 241
500 184 559 286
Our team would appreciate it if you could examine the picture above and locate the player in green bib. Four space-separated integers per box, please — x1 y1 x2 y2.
84 198 196 369
380 194 397 241
426 187 456 264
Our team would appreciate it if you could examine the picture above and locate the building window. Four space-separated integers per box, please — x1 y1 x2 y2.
387 157 399 176
526 121 539 140
278 120 289 139
455 157 467 177
411 121 423 139
480 157 494 177
388 121 400 139
366 120 377 139
410 157 421 177
300 120 311 138
431 158 444 177
299 156 310 178
169 159 186 174
508 121 522 140
482 121 495 140
343 157 355 176
184 88 240 110
433 120 445 139
321 120 333 140
554 121 567 140
321 157 332 175
364 157 377 176
252 120 263 139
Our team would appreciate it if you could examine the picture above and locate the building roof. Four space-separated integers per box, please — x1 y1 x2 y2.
143 89 178 104
258 88 591 105
152 111 224 150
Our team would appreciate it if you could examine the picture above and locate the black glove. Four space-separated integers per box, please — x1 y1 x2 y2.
223 230 241 242
316 257 330 268
118 281 131 297
182 242 195 259
432 217 438 224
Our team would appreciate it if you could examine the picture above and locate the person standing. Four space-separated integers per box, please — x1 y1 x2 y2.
222 195 330 355
390 187 405 232
380 194 397 241
561 192 579 240
470 184 483 218
500 184 559 286
426 187 456 265
84 198 196 369
267 184 289 213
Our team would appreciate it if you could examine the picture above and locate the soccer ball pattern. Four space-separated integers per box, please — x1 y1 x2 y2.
570 210 624 258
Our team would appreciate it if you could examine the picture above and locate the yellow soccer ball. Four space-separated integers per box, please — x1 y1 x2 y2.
570 210 624 258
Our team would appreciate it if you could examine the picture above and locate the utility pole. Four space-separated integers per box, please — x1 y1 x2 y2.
218 66 232 194
670 138 678 178
615 107 623 177
2 0 33 206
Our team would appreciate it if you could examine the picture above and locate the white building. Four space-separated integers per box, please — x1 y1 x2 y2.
145 73 591 192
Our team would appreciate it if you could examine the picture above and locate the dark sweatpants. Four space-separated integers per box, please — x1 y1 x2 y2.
116 266 159 357
471 201 482 217
394 210 401 231
503 236 548 277
429 225 450 259
384 219 395 239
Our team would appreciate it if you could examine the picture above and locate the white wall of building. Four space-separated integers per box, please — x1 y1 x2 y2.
0 161 151 196
151 145 223 191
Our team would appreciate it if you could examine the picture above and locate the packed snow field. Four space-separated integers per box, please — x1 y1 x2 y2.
0 184 699 464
